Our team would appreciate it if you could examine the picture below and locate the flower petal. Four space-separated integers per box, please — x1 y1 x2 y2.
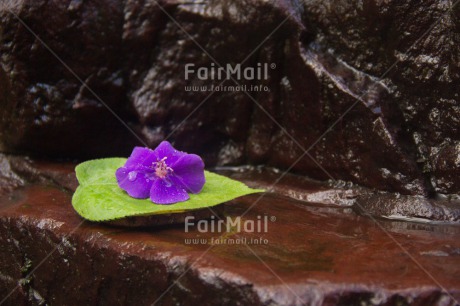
116 167 153 199
152 141 186 165
150 178 189 204
124 147 157 169
170 154 205 193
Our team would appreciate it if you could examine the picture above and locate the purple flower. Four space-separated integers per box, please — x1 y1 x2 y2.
115 141 205 204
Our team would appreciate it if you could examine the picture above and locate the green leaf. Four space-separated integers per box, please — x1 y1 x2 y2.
72 158 264 222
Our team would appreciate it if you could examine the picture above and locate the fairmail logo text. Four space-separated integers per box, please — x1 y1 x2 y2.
184 215 274 233
184 63 275 81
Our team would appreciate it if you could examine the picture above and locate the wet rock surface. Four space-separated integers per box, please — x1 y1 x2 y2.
355 193 460 223
219 166 460 223
0 154 77 194
1 0 459 196
1 159 460 305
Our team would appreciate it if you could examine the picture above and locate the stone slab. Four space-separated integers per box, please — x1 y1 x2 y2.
0 165 459 305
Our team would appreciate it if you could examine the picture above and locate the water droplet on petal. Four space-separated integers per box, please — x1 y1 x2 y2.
128 171 137 181
164 179 172 187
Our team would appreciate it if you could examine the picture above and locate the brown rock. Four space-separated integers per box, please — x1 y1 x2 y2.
1 159 460 305
0 1 459 196
0 154 77 195
1 182 460 305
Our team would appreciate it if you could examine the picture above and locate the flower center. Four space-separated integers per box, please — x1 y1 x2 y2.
153 157 173 179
